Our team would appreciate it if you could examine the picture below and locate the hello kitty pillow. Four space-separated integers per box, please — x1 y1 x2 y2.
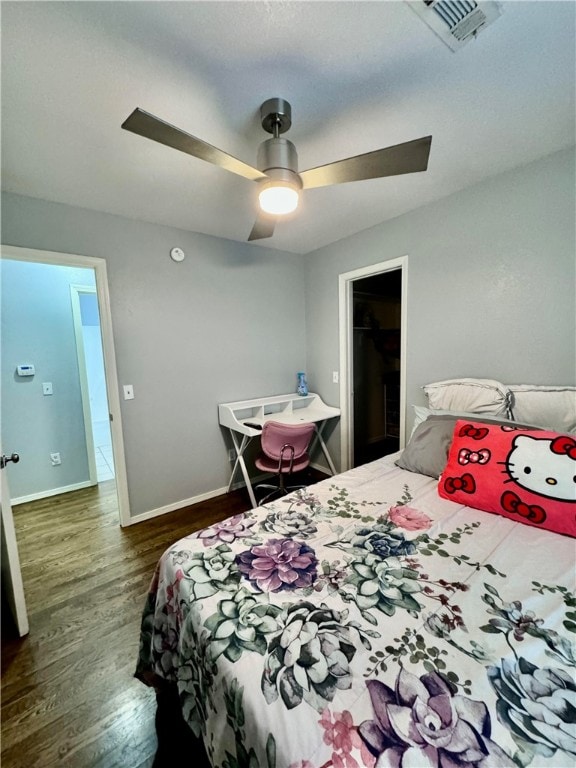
438 420 576 537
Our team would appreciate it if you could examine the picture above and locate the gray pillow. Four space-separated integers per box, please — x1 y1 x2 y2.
396 416 457 478
396 414 537 479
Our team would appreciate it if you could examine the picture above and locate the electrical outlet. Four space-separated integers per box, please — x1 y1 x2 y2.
228 449 236 463
50 452 61 466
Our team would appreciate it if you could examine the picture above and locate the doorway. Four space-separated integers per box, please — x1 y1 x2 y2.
352 270 402 466
338 257 407 471
0 245 129 524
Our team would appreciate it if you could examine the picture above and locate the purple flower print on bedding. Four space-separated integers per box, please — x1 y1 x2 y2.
236 538 318 592
359 668 516 767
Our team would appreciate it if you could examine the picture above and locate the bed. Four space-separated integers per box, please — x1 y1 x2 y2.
136 380 576 768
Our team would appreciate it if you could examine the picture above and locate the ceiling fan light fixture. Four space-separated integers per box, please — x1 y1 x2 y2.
256 135 302 215
259 182 300 215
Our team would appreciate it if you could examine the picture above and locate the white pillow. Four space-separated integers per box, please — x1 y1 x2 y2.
423 378 511 417
508 385 576 433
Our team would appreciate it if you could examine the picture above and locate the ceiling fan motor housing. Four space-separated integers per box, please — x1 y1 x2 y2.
257 137 302 189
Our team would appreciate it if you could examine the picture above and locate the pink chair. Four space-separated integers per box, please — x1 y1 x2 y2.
254 421 316 505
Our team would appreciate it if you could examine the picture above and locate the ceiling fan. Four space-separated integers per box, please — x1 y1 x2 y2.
122 98 432 242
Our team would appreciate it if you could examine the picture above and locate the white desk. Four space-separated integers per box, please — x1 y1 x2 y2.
219 393 341 508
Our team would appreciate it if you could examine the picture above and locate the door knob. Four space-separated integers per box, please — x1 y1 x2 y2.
0 453 20 469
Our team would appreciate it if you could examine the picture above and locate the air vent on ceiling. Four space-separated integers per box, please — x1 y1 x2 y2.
407 1 503 52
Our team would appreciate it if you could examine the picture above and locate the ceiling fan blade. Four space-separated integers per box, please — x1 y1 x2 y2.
248 214 277 241
122 108 267 183
299 136 432 190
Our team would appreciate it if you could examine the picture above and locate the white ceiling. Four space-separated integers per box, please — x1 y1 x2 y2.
1 1 574 255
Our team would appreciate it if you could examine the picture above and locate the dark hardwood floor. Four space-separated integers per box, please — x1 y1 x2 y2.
1 480 250 768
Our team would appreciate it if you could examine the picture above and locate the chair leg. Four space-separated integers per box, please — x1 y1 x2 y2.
286 483 307 493
259 488 286 505
255 482 283 506
256 469 295 506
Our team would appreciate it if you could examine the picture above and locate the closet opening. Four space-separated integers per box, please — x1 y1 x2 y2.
352 269 402 467
338 256 407 472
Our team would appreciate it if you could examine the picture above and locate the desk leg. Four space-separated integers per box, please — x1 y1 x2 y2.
227 432 244 491
315 423 337 476
227 433 258 509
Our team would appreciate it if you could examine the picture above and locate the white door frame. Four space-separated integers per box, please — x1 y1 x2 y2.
70 285 99 486
1 245 131 526
338 256 408 472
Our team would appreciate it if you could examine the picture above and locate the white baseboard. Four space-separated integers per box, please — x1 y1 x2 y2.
125 471 269 526
125 465 331 527
127 485 231 526
12 479 95 506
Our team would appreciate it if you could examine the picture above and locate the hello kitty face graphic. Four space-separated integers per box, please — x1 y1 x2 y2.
505 435 576 502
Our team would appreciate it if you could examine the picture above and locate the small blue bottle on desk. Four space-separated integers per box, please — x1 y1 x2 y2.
297 372 308 396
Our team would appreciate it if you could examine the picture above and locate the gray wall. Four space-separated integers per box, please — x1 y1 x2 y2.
305 147 576 462
1 260 93 497
1 195 307 516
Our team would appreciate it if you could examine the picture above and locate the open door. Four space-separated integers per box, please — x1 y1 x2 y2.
1 449 29 636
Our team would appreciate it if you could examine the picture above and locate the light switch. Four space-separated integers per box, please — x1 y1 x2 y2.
43 382 53 395
123 384 134 400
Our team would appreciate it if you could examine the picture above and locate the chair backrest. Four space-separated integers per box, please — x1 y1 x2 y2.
260 421 316 464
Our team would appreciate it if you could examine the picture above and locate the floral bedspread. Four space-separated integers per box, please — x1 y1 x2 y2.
136 455 576 768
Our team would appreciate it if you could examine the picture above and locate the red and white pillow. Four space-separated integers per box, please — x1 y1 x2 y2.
438 420 576 537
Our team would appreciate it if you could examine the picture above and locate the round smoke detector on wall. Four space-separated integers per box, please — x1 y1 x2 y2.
170 247 185 262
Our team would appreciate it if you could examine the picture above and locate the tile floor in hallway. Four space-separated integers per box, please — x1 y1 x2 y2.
92 419 115 482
